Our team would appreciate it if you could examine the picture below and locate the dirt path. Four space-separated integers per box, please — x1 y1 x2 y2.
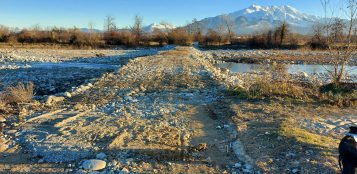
188 106 235 166
1 47 250 174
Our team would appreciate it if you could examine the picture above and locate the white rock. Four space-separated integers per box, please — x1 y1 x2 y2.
300 72 309 78
82 159 106 171
64 92 72 98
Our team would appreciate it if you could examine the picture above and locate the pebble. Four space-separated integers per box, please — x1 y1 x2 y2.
0 116 6 123
82 159 106 171
292 168 300 173
233 162 242 168
64 92 72 98
45 95 65 106
6 130 17 134
0 144 9 152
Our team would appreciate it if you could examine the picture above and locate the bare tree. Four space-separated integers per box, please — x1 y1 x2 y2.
88 22 95 43
159 21 174 42
188 18 203 42
279 22 289 46
222 15 236 44
131 15 143 46
104 15 116 32
216 24 226 45
0 25 10 42
321 0 357 84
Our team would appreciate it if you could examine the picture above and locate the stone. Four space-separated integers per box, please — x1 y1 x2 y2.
6 130 17 134
45 95 65 106
301 72 309 78
119 168 130 174
96 153 107 160
233 162 242 168
64 92 72 98
82 159 106 171
244 164 252 170
0 144 9 152
292 168 300 173
0 116 6 123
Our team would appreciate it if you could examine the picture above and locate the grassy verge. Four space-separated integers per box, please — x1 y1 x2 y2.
228 63 356 107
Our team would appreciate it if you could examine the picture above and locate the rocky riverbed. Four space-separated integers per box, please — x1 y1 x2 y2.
0 47 171 64
0 47 356 174
0 46 173 95
203 49 357 66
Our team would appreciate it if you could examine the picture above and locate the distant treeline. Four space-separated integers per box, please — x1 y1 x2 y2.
0 15 356 49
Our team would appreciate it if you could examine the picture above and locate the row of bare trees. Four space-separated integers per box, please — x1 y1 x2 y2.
246 22 298 48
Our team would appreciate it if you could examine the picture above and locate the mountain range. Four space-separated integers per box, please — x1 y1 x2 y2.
81 5 326 35
189 4 323 35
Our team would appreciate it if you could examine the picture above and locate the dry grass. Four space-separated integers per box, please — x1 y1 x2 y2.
280 120 339 149
230 101 343 173
232 63 315 101
5 82 35 104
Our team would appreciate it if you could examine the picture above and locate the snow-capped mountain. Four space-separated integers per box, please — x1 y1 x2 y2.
189 5 322 35
143 23 176 33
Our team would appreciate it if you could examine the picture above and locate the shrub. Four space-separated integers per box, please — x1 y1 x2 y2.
320 83 357 106
5 82 35 104
168 28 193 45
309 40 329 50
233 63 310 100
0 25 10 42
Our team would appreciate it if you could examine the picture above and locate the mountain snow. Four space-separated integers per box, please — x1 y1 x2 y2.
143 23 176 33
190 4 323 35
229 4 320 26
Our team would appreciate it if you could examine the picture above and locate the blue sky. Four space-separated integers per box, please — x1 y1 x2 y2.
0 0 334 29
